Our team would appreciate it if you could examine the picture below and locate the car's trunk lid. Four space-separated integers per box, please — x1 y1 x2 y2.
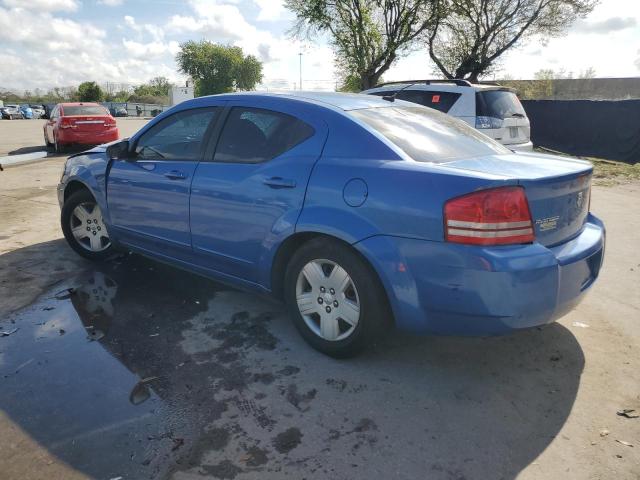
443 152 593 246
65 115 114 132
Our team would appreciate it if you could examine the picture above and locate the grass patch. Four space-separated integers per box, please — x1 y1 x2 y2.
535 147 640 186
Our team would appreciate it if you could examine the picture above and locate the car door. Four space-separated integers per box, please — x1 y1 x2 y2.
106 107 220 257
190 103 327 284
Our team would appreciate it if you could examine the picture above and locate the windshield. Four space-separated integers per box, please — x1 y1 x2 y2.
63 106 109 116
349 106 509 163
476 90 526 119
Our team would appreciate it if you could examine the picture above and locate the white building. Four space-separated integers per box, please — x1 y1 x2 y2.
170 82 195 106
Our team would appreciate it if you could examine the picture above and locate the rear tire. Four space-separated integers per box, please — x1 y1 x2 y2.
44 133 53 151
54 135 64 154
284 237 390 358
61 190 113 261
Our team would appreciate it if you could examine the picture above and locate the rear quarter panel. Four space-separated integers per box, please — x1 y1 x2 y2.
298 155 517 244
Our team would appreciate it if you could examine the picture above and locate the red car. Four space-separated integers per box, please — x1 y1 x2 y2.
44 102 119 153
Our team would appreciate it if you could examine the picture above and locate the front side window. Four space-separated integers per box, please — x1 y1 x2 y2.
350 106 509 163
135 108 219 161
214 107 315 163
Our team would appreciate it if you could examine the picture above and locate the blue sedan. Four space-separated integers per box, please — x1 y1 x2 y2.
57 92 605 357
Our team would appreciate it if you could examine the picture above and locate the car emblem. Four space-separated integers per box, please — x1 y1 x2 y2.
536 216 560 231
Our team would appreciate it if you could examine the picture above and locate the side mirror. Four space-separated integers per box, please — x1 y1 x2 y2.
107 140 133 161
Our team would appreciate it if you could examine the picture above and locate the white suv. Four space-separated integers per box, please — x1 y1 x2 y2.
362 79 533 151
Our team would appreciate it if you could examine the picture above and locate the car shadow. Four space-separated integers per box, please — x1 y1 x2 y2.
0 240 585 480
6 146 47 156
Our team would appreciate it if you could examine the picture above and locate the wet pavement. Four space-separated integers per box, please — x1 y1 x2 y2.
0 252 588 479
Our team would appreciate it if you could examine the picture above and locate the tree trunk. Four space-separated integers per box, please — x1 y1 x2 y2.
361 73 381 91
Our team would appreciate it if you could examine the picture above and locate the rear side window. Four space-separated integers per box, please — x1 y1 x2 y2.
214 107 314 163
475 90 525 119
135 107 219 161
350 106 509 163
62 106 109 116
396 90 461 113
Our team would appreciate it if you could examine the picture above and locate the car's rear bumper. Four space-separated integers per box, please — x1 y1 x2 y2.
57 128 119 145
355 213 605 335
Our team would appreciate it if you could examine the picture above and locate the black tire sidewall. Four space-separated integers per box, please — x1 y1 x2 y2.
61 190 113 261
284 238 389 358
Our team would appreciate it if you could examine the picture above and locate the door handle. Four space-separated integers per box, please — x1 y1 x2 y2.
164 170 187 180
263 177 296 189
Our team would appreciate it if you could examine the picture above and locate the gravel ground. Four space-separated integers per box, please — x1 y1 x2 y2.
0 120 638 480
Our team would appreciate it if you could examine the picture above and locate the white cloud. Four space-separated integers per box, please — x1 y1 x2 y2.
165 0 290 64
253 0 287 21
123 15 164 41
0 7 105 50
1 0 79 12
99 0 124 5
0 5 182 89
572 16 637 34
122 39 179 58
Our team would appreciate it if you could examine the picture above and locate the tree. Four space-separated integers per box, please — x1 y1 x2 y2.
428 0 597 82
176 41 263 96
133 76 173 98
105 90 132 103
77 81 104 102
286 0 440 91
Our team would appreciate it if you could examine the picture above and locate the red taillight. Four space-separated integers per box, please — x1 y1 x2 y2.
59 117 76 129
444 186 534 245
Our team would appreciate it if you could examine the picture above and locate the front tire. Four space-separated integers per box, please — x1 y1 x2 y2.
284 238 390 357
61 190 113 261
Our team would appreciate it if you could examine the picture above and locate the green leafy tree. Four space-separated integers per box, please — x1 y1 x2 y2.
105 90 132 103
428 0 597 82
77 81 104 102
286 0 440 91
176 41 263 96
133 76 173 98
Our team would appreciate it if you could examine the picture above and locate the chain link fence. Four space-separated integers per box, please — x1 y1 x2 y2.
101 102 170 118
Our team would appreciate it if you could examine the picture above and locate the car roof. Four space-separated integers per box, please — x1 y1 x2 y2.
201 91 398 111
363 82 513 94
59 102 102 106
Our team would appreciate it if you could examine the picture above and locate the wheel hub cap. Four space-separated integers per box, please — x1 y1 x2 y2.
70 202 111 252
295 259 360 342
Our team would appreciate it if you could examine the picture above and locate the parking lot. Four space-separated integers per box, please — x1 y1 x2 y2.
1 119 639 480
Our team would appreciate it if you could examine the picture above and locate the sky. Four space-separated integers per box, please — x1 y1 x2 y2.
0 0 639 92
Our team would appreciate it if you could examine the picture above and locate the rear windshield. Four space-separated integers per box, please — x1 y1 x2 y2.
370 90 461 113
349 106 509 163
63 106 109 116
476 90 525 119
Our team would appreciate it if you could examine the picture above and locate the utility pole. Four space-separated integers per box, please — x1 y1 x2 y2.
298 52 303 90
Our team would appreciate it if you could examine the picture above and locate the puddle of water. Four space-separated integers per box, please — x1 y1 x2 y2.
0 255 243 478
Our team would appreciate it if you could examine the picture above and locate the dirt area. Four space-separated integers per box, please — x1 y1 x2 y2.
0 122 639 480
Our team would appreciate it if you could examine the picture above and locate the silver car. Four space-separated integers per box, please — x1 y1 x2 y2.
362 80 533 152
